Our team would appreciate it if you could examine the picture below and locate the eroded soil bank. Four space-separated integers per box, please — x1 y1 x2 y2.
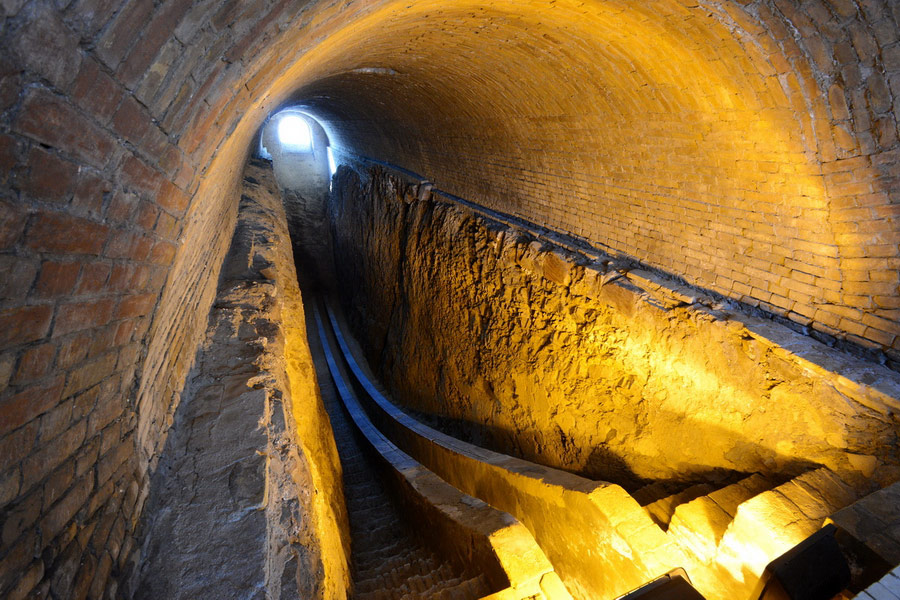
133 161 350 599
329 165 900 492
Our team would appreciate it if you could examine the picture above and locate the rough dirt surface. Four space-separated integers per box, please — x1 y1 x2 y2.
131 161 350 599
329 165 900 492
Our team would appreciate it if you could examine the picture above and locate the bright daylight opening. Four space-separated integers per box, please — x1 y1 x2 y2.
278 115 312 151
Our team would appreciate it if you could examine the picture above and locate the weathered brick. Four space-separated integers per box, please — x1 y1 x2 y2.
115 342 140 373
47 538 81 598
136 201 160 231
116 294 156 319
33 261 80 299
107 513 127 560
0 529 38 593
71 172 112 220
11 4 81 90
87 390 124 439
63 352 117 396
0 353 14 395
114 320 135 346
66 0 121 36
0 419 38 467
40 473 92 547
22 419 86 492
88 325 118 360
149 240 177 265
117 0 191 87
112 95 152 147
70 58 123 125
89 552 113 600
14 88 116 169
56 333 91 370
69 552 96 600
0 466 19 510
39 398 74 443
0 305 53 347
0 255 39 303
104 230 154 261
97 437 132 487
154 211 180 241
19 147 78 203
8 560 44 600
13 343 56 383
106 191 140 226
75 262 111 296
0 55 21 113
25 213 110 256
1 488 42 547
158 180 190 215
74 437 100 479
0 134 19 183
121 154 163 196
53 299 116 338
158 144 183 178
71 385 99 423
95 0 154 69
0 199 29 250
42 460 75 512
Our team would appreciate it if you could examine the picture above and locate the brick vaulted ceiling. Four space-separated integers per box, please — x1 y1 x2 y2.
0 0 899 597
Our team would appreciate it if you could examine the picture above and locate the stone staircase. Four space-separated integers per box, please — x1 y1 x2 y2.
321 299 897 599
666 473 776 563
311 308 491 600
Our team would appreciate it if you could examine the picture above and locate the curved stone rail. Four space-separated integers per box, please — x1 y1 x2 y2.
312 303 569 600
324 302 882 600
323 303 683 600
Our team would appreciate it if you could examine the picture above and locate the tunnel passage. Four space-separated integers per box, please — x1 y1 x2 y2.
2 0 900 598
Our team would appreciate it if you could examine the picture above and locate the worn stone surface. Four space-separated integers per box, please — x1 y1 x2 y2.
131 161 349 599
329 166 900 494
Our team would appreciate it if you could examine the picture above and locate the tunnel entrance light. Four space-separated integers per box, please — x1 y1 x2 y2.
278 115 312 151
327 146 337 177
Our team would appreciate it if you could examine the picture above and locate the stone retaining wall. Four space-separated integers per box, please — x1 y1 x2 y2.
330 166 900 492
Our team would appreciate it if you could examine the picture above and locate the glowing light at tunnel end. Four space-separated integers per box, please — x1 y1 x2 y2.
278 115 313 150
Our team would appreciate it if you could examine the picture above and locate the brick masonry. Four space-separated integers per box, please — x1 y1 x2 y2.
0 0 898 597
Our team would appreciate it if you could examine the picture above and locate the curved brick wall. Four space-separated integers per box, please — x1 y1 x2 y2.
0 0 899 597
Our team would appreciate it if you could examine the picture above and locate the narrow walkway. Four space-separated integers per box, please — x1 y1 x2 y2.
303 293 490 600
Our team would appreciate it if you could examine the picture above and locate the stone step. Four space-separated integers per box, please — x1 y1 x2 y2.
310 305 493 600
716 467 864 599
828 480 900 568
631 480 685 506
668 473 776 563
645 483 717 529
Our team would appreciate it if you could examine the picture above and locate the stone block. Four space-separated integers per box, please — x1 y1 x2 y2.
25 212 110 256
0 376 64 437
33 261 81 299
14 343 57 382
11 4 81 90
95 0 154 70
14 88 116 170
53 300 117 338
20 146 78 203
22 419 86 493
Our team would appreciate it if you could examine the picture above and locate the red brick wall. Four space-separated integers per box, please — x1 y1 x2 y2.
304 1 900 362
0 0 898 597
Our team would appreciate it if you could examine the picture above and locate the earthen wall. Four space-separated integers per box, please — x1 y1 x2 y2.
330 166 900 491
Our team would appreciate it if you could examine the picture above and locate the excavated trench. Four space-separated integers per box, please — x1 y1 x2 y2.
134 155 900 600
303 292 492 600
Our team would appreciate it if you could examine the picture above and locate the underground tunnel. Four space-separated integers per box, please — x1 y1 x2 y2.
2 0 900 599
